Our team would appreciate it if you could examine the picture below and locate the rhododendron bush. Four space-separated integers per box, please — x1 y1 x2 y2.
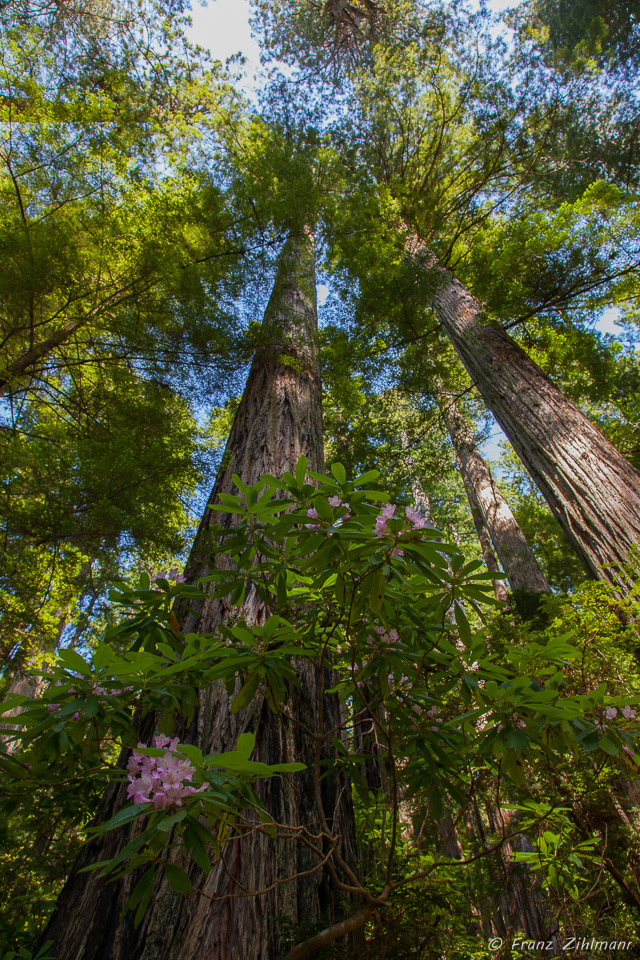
2 461 639 926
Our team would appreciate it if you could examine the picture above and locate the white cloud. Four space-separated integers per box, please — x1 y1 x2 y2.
596 306 622 335
317 284 329 307
187 0 260 68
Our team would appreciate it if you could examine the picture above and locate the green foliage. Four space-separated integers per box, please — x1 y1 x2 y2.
0 365 203 673
533 0 640 64
3 462 640 949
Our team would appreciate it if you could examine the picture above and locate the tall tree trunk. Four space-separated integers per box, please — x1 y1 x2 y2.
485 805 555 943
40 231 357 960
407 232 640 589
435 387 550 602
459 460 509 604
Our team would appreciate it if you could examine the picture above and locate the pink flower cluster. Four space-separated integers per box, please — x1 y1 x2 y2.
404 507 431 531
374 503 397 537
607 706 637 720
328 495 350 519
374 505 430 558
369 624 400 647
306 507 321 529
126 734 206 811
426 705 445 732
153 568 186 584
305 496 350 529
374 505 404 557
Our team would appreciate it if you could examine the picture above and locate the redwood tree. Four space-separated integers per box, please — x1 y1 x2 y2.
434 384 550 602
412 234 640 589
40 230 357 960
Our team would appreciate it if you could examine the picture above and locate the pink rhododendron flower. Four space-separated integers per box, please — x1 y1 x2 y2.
405 507 430 530
368 625 401 647
320 498 350 522
621 706 637 719
605 707 618 720
374 504 396 537
47 704 60 714
305 507 322 529
126 734 206 811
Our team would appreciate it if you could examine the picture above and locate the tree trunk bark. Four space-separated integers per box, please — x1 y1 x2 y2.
40 231 357 960
435 387 549 601
458 459 509 604
407 232 640 590
485 805 556 944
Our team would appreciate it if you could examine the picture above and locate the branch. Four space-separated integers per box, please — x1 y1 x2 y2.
283 901 378 960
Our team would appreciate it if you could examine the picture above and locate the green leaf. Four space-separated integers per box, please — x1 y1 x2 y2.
454 603 472 646
314 497 333 521
369 568 386 615
353 470 380 485
236 732 256 758
598 736 619 756
58 649 91 676
231 674 261 714
92 644 115 670
295 456 308 487
83 694 99 719
130 866 157 928
330 462 347 484
276 572 288 608
176 744 203 764
334 573 346 607
128 865 156 909
164 863 192 895
89 803 150 834
232 473 247 493
268 762 307 773
184 825 211 875
157 809 187 832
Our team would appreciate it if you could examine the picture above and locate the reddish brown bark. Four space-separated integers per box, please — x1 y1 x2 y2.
486 805 555 943
436 388 549 600
40 231 357 959
407 233 640 589
459 464 510 604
